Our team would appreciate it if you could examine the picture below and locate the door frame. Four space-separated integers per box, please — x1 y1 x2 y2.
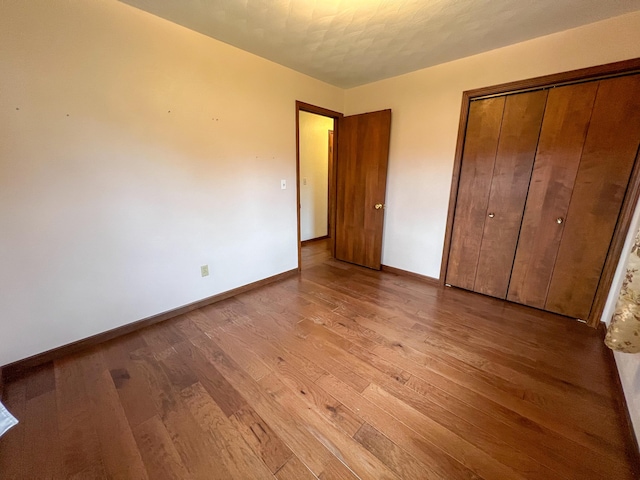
440 57 640 327
295 101 344 271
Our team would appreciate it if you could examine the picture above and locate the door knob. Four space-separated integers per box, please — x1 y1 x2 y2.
556 217 564 224
374 203 384 210
488 212 495 218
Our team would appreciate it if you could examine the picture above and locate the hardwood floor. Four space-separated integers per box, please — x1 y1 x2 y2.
0 243 637 479
301 237 332 269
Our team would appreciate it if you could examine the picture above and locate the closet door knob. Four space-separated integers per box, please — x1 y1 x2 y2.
488 213 495 218
556 217 564 224
374 203 384 210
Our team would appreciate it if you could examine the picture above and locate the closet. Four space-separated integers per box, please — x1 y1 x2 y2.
445 68 640 323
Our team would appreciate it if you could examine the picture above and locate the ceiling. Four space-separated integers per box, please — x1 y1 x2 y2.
120 0 640 88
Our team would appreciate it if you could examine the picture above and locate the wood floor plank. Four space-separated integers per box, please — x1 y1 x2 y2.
81 349 150 479
181 382 275 480
132 415 190 480
296 318 414 391
368 332 621 458
269 356 364 437
130 345 235 480
221 317 328 382
230 404 294 474
101 334 158 429
379 311 615 419
201 322 273 381
22 389 62 479
365 379 560 479
315 373 479 480
24 361 56 400
190 333 335 476
306 303 628 477
0 380 28 478
362 382 526 480
275 455 318 480
311 272 613 403
318 457 360 480
219 320 365 436
347 272 612 388
258 372 401 480
303 288 623 458
403 374 627 480
354 422 446 480
409 319 612 398
247 310 371 393
370 314 615 419
55 355 108 479
173 339 248 417
1 240 636 479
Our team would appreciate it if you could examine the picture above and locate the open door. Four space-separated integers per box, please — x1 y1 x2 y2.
335 109 392 269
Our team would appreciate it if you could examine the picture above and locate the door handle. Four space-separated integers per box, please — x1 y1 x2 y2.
374 203 384 210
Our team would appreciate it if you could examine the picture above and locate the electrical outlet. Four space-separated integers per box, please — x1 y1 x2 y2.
281 179 286 189
201 265 209 277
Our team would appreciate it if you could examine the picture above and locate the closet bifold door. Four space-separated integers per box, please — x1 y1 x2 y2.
508 74 640 319
446 90 547 296
474 90 547 297
545 74 640 319
507 82 599 309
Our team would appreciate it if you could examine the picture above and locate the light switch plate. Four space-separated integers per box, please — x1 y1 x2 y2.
281 179 287 189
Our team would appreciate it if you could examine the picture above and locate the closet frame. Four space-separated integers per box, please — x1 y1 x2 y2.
440 57 640 328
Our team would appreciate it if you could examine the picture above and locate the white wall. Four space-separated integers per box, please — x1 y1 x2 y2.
299 111 333 241
344 11 640 280
0 0 343 366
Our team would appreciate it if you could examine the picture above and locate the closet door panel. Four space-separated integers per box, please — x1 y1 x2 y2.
507 82 599 309
546 75 640 318
446 97 505 290
474 90 548 298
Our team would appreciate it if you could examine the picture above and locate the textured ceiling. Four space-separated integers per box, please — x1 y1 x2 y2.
120 0 640 88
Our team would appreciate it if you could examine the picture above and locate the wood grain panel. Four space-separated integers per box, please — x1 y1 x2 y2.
546 74 640 318
336 109 391 269
507 82 599 309
474 90 547 298
446 97 505 290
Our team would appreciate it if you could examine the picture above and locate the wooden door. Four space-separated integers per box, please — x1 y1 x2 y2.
545 74 640 318
446 97 505 290
335 110 391 269
446 90 547 296
507 82 599 309
474 90 547 298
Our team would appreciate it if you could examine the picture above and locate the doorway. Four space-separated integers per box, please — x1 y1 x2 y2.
299 112 333 243
296 102 392 271
296 102 342 270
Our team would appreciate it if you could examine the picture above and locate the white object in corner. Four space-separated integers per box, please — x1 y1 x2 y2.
0 401 18 437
